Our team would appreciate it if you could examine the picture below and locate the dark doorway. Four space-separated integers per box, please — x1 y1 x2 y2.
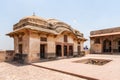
118 41 120 52
103 39 111 52
64 45 67 56
78 46 81 55
69 46 73 56
40 44 46 59
19 44 22 53
118 47 120 52
56 45 62 57
14 44 23 63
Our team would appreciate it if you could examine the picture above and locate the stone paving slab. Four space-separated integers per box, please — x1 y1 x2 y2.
0 62 86 80
32 54 120 80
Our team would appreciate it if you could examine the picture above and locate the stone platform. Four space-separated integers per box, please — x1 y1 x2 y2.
32 54 120 80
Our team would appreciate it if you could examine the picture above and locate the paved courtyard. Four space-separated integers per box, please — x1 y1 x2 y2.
0 62 85 80
32 54 120 80
1 54 120 80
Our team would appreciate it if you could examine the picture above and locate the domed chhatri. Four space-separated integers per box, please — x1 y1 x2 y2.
20 15 46 21
7 15 86 63
13 15 84 37
13 15 48 30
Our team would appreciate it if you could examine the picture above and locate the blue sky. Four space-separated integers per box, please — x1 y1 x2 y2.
1 0 120 50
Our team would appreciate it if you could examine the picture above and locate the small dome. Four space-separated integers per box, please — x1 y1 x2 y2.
20 15 46 21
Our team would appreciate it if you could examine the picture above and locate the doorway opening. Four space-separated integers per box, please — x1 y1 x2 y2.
103 39 111 52
19 44 22 54
64 45 67 56
69 46 73 56
40 44 46 59
78 46 81 55
56 45 62 57
118 41 120 52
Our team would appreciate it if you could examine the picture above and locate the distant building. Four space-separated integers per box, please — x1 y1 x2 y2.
90 27 120 54
7 15 86 63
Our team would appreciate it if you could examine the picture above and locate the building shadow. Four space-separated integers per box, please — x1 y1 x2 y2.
5 61 30 67
33 56 84 63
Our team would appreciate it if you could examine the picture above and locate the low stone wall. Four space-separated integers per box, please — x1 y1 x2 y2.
0 50 14 62
0 51 6 62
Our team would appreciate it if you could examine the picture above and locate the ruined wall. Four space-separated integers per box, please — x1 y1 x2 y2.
0 51 6 62
0 50 14 62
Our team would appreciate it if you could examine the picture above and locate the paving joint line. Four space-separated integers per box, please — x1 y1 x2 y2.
31 64 98 80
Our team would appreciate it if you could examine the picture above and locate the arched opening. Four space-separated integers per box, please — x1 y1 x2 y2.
113 38 120 53
103 39 111 53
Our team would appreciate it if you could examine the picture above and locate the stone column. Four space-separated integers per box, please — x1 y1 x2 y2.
67 45 69 57
111 36 113 53
100 37 103 53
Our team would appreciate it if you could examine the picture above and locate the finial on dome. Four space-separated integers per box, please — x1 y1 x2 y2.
33 12 35 16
